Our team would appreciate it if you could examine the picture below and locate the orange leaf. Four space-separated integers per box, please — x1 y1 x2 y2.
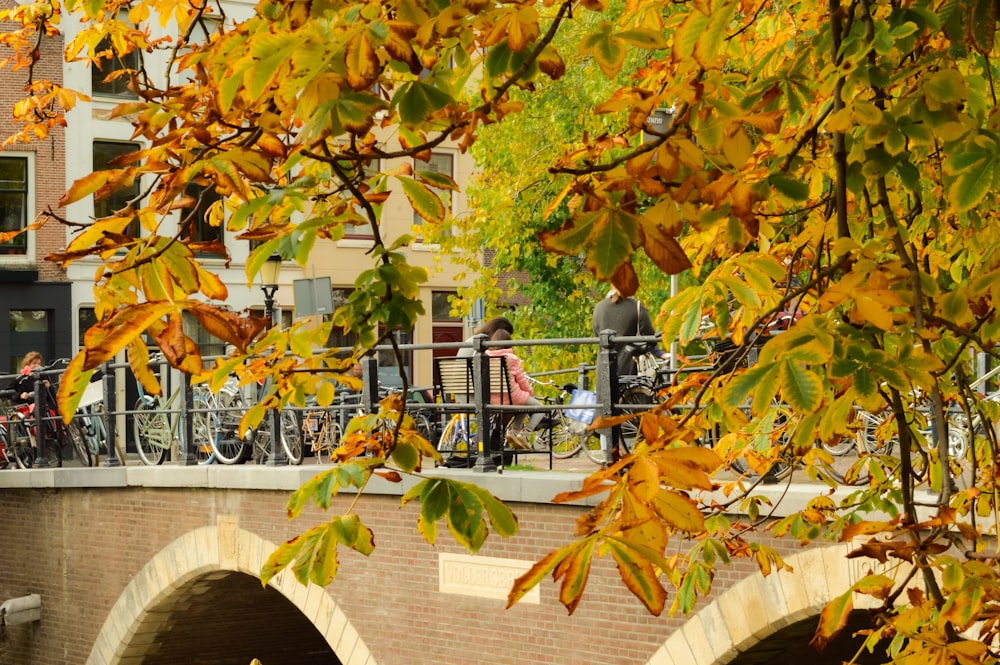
810 590 852 652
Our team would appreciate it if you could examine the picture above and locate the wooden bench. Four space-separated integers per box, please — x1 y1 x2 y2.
433 355 552 468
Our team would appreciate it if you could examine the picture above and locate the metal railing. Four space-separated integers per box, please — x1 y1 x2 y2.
0 330 663 471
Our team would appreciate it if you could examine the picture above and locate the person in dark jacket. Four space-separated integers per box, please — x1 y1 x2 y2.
591 288 665 375
12 351 45 402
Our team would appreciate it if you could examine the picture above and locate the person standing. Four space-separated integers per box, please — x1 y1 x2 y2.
591 287 665 375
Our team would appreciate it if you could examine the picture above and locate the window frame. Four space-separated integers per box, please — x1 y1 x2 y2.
0 154 32 259
182 182 225 257
91 34 140 100
411 152 454 239
92 140 142 234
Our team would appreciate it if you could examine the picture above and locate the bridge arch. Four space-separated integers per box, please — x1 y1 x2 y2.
86 515 376 665
643 542 889 665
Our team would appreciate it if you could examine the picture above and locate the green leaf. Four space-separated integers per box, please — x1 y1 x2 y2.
723 361 780 410
779 360 824 413
390 440 420 472
614 28 669 50
286 468 341 516
768 173 809 201
579 21 627 77
586 209 640 280
469 485 519 537
392 80 454 126
948 152 996 212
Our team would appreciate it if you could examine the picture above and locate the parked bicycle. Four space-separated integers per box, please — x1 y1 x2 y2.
75 371 112 465
132 356 216 465
207 373 301 465
8 359 91 467
527 378 603 464
0 388 35 468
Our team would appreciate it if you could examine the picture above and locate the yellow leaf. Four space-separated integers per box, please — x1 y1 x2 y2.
345 31 377 90
651 489 706 533
851 293 895 330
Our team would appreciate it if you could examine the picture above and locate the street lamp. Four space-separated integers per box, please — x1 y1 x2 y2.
260 252 282 318
259 252 287 466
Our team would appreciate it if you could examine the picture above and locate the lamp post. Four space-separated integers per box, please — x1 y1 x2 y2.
260 252 287 466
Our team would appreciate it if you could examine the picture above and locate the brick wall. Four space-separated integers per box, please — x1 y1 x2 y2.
0 0 67 281
0 482 810 665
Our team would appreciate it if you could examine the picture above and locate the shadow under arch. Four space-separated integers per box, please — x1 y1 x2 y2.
643 542 896 665
87 518 377 665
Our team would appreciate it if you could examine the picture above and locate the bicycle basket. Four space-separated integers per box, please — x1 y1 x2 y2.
565 389 597 435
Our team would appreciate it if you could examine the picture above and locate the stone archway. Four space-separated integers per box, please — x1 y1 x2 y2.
643 542 889 665
87 515 376 665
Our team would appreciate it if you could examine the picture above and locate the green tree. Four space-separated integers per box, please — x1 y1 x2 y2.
4 0 1000 661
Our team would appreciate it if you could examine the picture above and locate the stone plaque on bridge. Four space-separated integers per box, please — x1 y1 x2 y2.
438 553 540 604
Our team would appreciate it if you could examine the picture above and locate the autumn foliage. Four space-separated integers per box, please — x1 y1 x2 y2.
4 0 1000 661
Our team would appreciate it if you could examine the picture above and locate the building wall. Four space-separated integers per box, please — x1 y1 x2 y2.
54 3 478 379
0 3 69 370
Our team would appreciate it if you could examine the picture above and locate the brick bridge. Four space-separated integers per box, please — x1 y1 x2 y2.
0 466 894 665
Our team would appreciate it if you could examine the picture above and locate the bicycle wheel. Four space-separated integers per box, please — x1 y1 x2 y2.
617 385 656 454
0 421 9 469
22 409 61 468
133 397 170 465
211 390 251 464
729 401 794 482
313 416 343 465
437 414 472 466
66 418 92 467
821 435 855 456
547 416 584 458
81 406 109 461
582 431 606 464
413 411 435 444
8 412 35 469
281 409 303 464
191 394 216 465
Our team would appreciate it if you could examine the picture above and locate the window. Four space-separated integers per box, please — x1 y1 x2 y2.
182 311 227 358
91 36 140 99
377 325 412 388
342 158 379 240
431 291 463 363
78 307 98 349
0 156 28 256
182 183 224 255
326 288 359 351
93 141 141 233
412 152 453 237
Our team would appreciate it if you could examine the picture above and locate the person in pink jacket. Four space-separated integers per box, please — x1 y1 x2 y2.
486 329 544 449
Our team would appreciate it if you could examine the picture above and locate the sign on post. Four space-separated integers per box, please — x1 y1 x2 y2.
293 277 335 317
643 107 675 144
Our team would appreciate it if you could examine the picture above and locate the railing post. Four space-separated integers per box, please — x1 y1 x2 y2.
471 334 497 473
102 363 120 467
32 374 49 468
361 355 379 415
179 380 196 465
596 329 620 466
577 363 590 391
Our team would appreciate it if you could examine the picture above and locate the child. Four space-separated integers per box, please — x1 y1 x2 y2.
486 330 544 449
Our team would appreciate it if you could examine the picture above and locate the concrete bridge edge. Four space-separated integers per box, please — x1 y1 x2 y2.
643 541 886 665
84 515 377 665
